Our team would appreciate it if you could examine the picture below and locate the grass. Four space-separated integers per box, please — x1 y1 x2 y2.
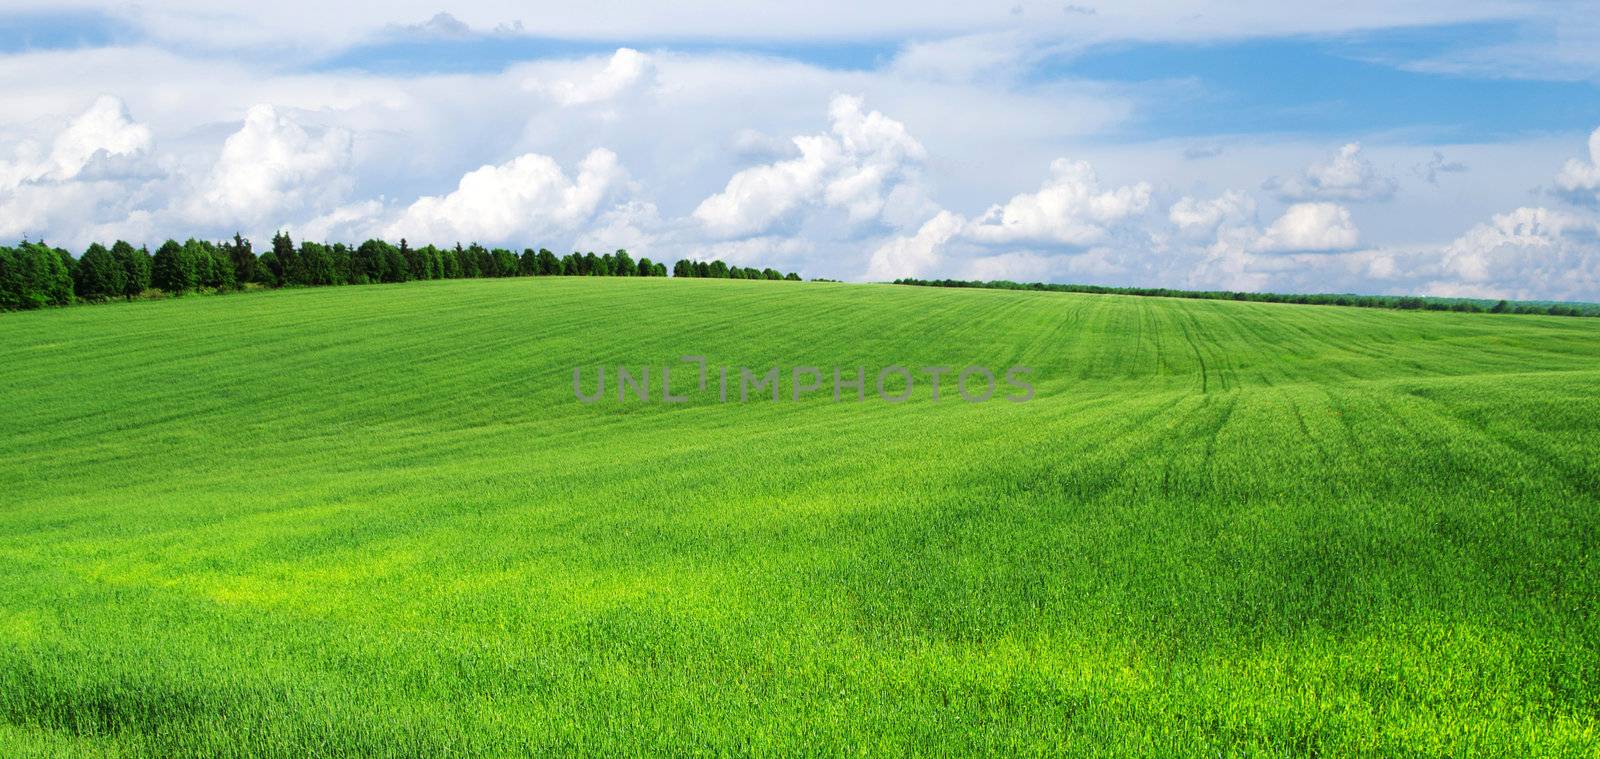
0 277 1597 756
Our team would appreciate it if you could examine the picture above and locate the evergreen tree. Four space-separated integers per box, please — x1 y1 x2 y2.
186 239 233 291
256 251 281 287
211 244 239 290
74 243 125 301
299 241 337 286
458 243 482 278
613 249 636 276
537 249 560 275
0 246 16 309
354 239 390 283
110 241 150 300
440 244 462 278
0 242 73 308
151 240 195 294
417 245 443 279
271 230 298 286
53 246 77 289
381 244 410 283
491 248 518 277
399 238 423 280
329 243 355 284
225 233 256 285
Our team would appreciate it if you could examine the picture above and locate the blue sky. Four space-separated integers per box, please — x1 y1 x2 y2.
1052 27 1600 141
1 2 1599 300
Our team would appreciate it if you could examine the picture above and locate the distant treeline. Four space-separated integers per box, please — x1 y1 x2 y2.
892 278 1600 318
0 234 802 311
672 259 801 281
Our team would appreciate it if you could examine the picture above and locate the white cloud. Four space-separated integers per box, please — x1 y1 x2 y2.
2 33 1598 301
44 95 154 182
1422 207 1600 299
863 155 1153 280
536 48 657 107
0 95 153 190
386 148 627 244
290 200 386 243
1169 190 1254 236
961 250 1059 281
693 94 926 238
865 210 963 280
187 104 352 228
691 134 841 237
1554 127 1600 205
889 31 1039 83
572 200 663 254
689 235 814 269
0 96 159 245
964 158 1151 245
1253 202 1360 252
1265 142 1396 202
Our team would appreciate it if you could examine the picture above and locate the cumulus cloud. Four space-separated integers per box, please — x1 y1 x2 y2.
693 94 926 238
290 200 386 243
1422 206 1600 299
1253 202 1360 252
1406 130 1600 299
385 148 627 244
536 48 656 107
4 41 1599 300
0 96 159 244
1 95 153 190
1169 190 1254 236
1265 142 1397 202
44 95 154 182
964 158 1151 245
864 156 1152 280
572 200 663 254
187 105 352 228
1554 126 1600 205
961 250 1063 281
865 211 963 280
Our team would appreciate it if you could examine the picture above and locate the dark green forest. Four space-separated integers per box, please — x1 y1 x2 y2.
0 233 802 311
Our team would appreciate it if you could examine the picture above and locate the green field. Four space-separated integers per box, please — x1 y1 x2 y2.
1 277 1598 755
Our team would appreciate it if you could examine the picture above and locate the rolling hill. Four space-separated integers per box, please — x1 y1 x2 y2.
1 277 1597 755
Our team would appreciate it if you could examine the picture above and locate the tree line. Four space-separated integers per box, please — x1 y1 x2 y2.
671 259 800 281
892 278 1600 318
0 234 804 311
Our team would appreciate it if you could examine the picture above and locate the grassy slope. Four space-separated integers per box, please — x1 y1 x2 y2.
0 277 1597 756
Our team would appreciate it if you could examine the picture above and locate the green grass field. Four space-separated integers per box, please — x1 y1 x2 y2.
2 277 1598 756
